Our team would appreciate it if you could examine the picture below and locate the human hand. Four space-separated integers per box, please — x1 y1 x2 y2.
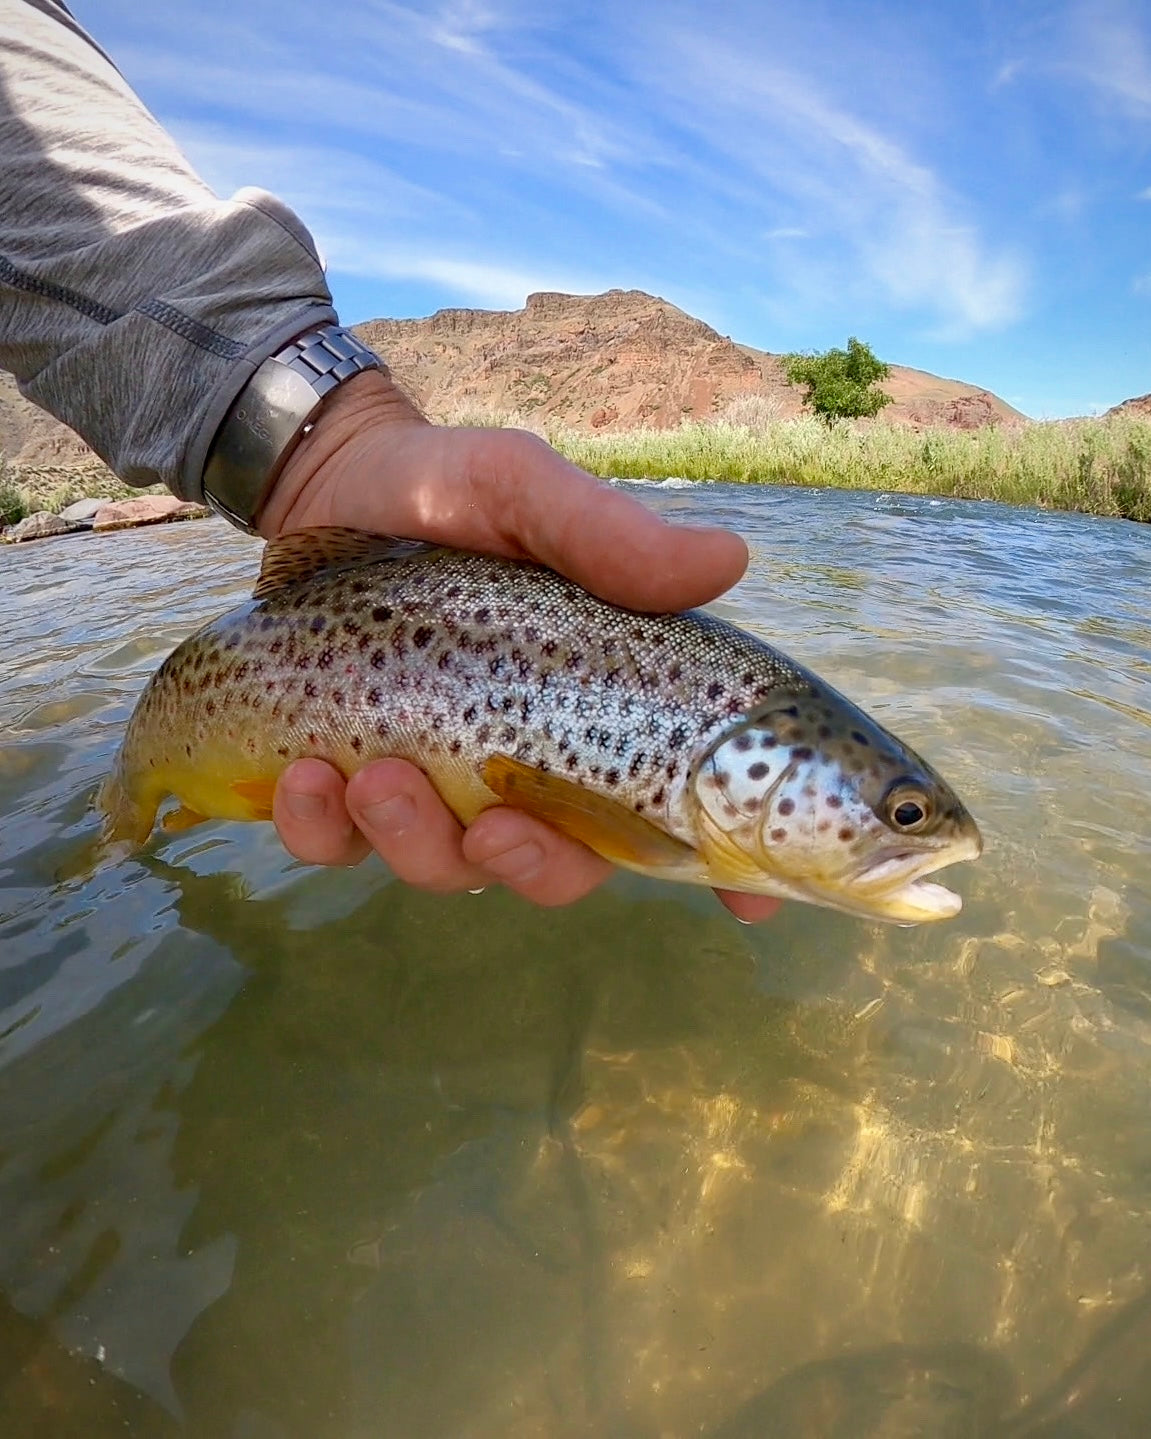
258 370 780 922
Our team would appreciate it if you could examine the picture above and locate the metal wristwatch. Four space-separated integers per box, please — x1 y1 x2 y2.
202 323 382 533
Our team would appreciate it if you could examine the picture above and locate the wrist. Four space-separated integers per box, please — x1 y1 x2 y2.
201 323 386 534
257 369 429 538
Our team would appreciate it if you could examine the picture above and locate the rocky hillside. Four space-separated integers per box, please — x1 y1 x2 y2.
1107 393 1151 420
1 289 1026 470
360 289 1026 432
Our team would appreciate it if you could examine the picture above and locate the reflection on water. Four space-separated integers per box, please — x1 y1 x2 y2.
0 488 1149 1437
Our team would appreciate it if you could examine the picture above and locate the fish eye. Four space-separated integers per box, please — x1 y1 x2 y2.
884 783 932 833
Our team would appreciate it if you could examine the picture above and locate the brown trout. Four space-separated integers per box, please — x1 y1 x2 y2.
99 528 982 922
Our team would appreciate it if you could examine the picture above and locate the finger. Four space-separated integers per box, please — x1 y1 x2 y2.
344 759 489 893
462 806 614 908
480 431 750 612
274 758 372 866
716 890 783 924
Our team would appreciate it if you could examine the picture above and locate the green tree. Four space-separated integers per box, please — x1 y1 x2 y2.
781 336 894 425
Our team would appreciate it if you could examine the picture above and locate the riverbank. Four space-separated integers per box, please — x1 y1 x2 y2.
0 460 166 528
552 412 1151 523
4 412 1149 526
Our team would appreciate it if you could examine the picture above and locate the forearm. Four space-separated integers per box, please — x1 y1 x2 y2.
0 0 336 499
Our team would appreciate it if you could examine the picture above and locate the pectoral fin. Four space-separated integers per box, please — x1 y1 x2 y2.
481 754 696 870
230 778 278 821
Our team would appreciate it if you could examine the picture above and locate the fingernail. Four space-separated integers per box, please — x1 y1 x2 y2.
481 841 544 884
286 791 327 822
361 793 416 834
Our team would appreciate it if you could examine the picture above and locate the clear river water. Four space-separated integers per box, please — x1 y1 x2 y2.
0 483 1149 1438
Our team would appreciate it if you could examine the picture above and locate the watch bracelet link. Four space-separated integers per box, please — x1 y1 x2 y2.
202 322 383 534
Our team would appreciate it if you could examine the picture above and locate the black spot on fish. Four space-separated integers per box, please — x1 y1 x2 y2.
350 735 362 752
450 738 462 755
706 681 724 701
851 730 870 747
838 826 856 842
748 762 769 781
652 786 666 806
734 734 753 752
304 681 317 698
760 734 777 748
370 650 387 669
332 691 345 707
463 705 477 724
779 797 795 816
317 649 335 670
474 606 492 624
793 746 814 762
367 688 382 706
668 726 688 751
310 616 326 634
771 827 788 843
413 626 435 649
566 753 579 771
372 606 393 623
826 794 843 809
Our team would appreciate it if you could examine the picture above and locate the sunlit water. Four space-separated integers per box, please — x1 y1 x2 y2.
1 485 1149 1438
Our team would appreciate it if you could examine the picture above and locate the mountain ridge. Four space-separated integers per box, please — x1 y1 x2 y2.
1 288 1028 471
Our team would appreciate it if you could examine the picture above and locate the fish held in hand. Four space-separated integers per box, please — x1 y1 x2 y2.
99 528 982 922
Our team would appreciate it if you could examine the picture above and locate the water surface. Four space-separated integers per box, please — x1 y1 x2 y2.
1 486 1149 1437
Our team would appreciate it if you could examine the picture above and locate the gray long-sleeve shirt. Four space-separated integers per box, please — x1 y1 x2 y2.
0 0 340 501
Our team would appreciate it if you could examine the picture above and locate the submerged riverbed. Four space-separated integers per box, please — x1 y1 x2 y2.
1 484 1149 1437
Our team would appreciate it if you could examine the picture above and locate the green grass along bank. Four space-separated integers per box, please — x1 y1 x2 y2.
4 411 1149 529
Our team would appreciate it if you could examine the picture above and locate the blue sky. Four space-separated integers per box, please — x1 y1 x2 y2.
77 0 1151 418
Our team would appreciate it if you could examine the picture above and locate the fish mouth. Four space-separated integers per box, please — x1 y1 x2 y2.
844 836 983 922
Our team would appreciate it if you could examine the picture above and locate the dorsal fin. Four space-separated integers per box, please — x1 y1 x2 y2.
253 527 438 599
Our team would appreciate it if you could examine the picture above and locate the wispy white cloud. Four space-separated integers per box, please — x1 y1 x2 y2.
1064 0 1151 116
174 127 613 306
627 28 1026 337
